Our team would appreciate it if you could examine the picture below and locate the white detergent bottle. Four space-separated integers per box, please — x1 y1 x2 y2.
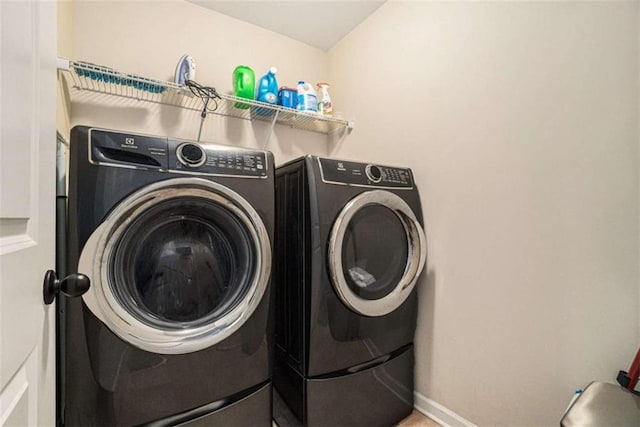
296 81 318 113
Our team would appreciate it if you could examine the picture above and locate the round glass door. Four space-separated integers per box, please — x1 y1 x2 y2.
328 190 426 317
111 198 254 329
341 205 409 301
79 178 271 354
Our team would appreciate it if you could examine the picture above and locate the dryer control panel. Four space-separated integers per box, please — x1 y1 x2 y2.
318 157 413 188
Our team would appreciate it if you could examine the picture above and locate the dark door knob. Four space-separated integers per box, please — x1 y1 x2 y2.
43 270 90 305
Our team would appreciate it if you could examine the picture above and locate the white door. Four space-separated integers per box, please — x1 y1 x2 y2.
0 0 57 425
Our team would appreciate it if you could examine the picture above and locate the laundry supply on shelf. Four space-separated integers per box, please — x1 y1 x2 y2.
278 87 298 110
257 67 279 105
232 65 255 109
296 81 318 113
316 82 333 116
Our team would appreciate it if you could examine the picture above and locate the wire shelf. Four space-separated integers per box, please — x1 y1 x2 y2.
59 59 354 136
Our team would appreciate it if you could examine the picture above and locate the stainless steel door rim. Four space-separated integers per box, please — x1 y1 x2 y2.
328 190 426 317
79 177 271 354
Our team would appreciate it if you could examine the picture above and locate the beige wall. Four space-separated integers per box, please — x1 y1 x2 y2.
64 0 332 163
329 1 639 425
637 4 640 344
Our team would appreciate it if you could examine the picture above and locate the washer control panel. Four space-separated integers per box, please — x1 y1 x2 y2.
88 129 267 178
318 157 413 188
168 139 267 177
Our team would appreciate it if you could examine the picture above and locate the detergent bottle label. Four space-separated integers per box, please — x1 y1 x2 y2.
297 93 317 112
308 94 318 111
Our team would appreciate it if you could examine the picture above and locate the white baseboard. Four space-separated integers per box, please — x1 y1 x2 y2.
414 391 476 427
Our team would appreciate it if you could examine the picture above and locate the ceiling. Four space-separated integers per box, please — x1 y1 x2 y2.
189 1 386 51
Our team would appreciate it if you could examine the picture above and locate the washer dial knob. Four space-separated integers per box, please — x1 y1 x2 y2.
365 164 382 183
177 143 206 168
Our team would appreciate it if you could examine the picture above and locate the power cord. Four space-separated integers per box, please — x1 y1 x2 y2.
185 79 222 118
184 79 222 141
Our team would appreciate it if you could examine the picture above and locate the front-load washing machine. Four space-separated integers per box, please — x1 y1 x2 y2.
59 126 274 426
273 156 427 426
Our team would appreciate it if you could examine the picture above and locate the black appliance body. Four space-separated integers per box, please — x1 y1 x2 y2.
60 126 275 426
274 156 427 426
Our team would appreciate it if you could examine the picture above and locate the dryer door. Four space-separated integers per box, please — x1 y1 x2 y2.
79 177 271 354
328 190 426 317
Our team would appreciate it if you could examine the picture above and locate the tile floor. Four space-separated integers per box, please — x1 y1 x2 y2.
397 411 441 427
273 409 440 427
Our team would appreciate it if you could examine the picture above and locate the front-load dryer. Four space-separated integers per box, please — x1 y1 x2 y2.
273 156 426 426
60 126 274 426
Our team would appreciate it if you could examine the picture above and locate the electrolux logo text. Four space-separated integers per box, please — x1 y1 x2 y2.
122 137 137 148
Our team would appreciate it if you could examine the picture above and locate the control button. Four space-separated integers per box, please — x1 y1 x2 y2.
177 143 206 168
365 164 382 183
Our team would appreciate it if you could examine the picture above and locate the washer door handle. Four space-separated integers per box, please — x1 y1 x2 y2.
43 270 90 305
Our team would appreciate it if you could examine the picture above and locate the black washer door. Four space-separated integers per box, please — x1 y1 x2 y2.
341 205 409 300
112 197 254 329
328 190 426 317
79 178 271 354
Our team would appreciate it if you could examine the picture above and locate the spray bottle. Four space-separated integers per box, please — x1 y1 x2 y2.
316 83 333 116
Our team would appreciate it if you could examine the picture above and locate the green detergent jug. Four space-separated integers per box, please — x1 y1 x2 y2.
233 65 255 109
